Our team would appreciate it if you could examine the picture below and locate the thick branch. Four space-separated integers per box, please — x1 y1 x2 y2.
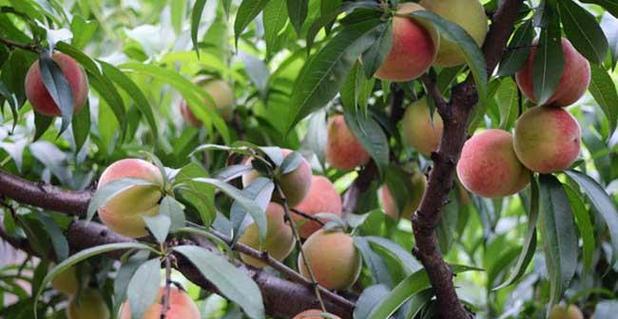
411 1 524 318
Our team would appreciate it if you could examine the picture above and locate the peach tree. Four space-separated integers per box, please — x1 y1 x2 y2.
0 0 617 318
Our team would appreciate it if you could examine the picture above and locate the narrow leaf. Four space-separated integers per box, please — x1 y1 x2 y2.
127 259 161 319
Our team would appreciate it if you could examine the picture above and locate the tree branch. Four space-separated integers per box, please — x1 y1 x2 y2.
410 1 524 318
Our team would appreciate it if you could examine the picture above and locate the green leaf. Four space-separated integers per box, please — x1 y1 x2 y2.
174 163 217 227
361 22 392 78
580 0 618 19
143 214 171 244
173 245 265 319
37 213 69 261
71 102 90 152
287 0 308 35
494 176 539 290
365 236 422 274
114 251 150 312
564 184 595 271
279 151 303 174
343 110 389 174
495 77 519 130
33 112 53 142
230 177 274 243
39 53 73 134
35 242 157 318
588 64 618 134
87 178 162 221
538 174 578 306
533 2 564 105
127 259 161 319
234 0 271 46
158 196 186 232
263 0 288 55
354 237 392 286
565 170 618 264
600 12 618 68
558 0 609 64
498 19 534 76
594 300 618 318
354 284 390 319
286 19 383 132
191 0 208 56
70 15 97 50
411 10 488 104
99 61 159 139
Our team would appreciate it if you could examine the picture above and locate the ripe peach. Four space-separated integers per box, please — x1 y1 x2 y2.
51 266 79 295
549 304 584 319
293 309 341 319
515 38 591 106
375 3 438 81
243 149 312 206
513 106 581 173
67 288 110 319
298 229 361 290
420 0 488 67
325 115 370 170
97 159 164 238
379 171 426 220
239 202 295 268
119 287 200 319
401 98 443 156
293 176 342 238
457 129 530 197
25 53 89 117
179 78 235 126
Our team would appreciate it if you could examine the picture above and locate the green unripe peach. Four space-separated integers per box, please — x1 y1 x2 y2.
67 288 110 319
179 78 235 126
420 0 488 67
25 53 89 117
401 98 443 156
293 309 341 319
513 106 581 173
119 287 200 319
375 3 438 81
293 175 342 238
51 266 79 295
457 129 530 197
379 171 426 220
239 203 295 268
549 304 584 319
243 149 313 206
97 159 164 238
298 229 361 290
325 115 370 170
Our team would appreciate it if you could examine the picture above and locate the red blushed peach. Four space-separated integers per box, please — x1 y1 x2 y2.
293 309 341 319
119 287 200 319
179 78 235 126
549 304 584 319
325 115 370 170
25 53 89 117
239 202 295 268
293 176 342 238
379 171 426 220
401 98 444 156
513 106 581 173
515 38 591 107
97 159 164 238
375 3 439 81
67 289 110 319
298 229 361 290
457 129 530 198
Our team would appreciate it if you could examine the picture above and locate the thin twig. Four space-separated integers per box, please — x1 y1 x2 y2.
420 74 449 116
290 208 325 226
276 185 327 313
161 256 172 319
0 37 40 53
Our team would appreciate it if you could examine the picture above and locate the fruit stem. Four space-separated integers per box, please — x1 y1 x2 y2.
275 185 327 313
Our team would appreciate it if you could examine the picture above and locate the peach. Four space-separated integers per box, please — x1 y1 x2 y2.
293 309 341 319
515 38 591 106
25 53 89 117
243 149 312 206
51 266 79 295
179 78 235 126
97 159 164 238
513 106 581 173
293 176 342 238
549 304 584 319
298 229 361 290
457 129 530 197
119 287 200 319
379 171 426 220
67 288 110 319
401 98 443 156
420 0 488 67
325 115 370 170
375 3 438 81
239 202 295 268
